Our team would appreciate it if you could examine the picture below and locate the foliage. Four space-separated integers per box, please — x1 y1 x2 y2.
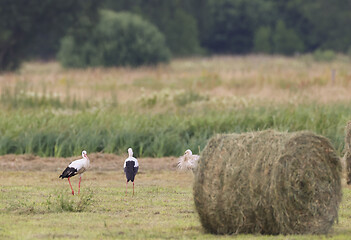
4 0 351 70
0 0 100 71
103 0 203 56
295 0 351 52
254 26 272 53
3 0 351 70
58 10 170 68
272 20 304 55
102 0 351 55
173 91 209 107
313 49 337 62
164 8 203 56
203 0 273 53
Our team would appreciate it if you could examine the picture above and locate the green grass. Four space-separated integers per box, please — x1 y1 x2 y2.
1 57 351 158
0 102 350 157
0 171 350 239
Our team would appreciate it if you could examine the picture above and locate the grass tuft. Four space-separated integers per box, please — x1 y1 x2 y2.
46 189 94 212
4 188 94 214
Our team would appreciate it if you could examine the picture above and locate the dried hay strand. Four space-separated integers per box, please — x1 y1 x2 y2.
193 130 342 235
345 121 351 184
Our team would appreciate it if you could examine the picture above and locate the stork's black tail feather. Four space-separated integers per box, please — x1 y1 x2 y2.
59 167 77 179
124 161 138 182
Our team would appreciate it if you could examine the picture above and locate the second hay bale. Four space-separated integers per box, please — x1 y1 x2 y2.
345 121 351 184
194 130 342 235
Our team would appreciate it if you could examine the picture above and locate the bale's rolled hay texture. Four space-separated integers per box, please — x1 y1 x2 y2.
345 121 351 184
194 130 342 235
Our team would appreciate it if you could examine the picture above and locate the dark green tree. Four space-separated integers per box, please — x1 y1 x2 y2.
253 26 272 54
272 20 304 55
0 0 100 71
163 8 202 55
103 0 202 56
203 0 274 53
3 0 351 68
58 10 171 68
296 0 351 52
269 0 351 52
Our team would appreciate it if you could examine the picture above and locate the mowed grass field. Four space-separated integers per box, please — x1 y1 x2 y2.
0 169 199 240
1 55 351 239
0 168 351 240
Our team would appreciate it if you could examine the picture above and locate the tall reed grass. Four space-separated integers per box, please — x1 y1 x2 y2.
0 103 350 157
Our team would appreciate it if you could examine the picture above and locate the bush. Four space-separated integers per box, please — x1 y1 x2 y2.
164 9 203 56
253 26 272 54
58 10 171 68
173 91 208 107
46 190 94 212
313 49 336 62
272 20 304 55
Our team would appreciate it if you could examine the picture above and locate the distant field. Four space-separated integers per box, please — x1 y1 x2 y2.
0 158 351 240
0 55 351 157
1 55 351 105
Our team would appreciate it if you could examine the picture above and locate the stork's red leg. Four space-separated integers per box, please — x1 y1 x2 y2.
133 182 135 196
78 176 82 195
68 177 74 195
125 181 128 196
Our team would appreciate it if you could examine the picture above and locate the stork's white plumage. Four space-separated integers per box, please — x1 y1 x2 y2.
59 150 90 195
177 149 199 171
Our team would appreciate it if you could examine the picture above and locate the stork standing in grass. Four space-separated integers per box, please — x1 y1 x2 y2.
59 150 90 195
124 148 139 196
177 149 200 171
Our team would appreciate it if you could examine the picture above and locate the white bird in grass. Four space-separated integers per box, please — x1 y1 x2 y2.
124 148 139 196
59 150 90 195
177 149 199 171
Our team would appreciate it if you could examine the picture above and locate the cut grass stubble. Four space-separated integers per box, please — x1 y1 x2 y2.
0 171 351 239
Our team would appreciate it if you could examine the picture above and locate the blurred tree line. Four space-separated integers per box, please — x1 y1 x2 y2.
1 0 351 70
0 0 99 71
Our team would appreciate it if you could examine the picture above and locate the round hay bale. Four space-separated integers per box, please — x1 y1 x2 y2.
345 121 351 184
194 130 342 235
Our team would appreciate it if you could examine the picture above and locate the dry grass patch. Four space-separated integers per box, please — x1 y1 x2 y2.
1 55 351 106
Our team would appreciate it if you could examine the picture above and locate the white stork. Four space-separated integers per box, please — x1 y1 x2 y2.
177 149 199 171
124 148 139 196
59 150 90 195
